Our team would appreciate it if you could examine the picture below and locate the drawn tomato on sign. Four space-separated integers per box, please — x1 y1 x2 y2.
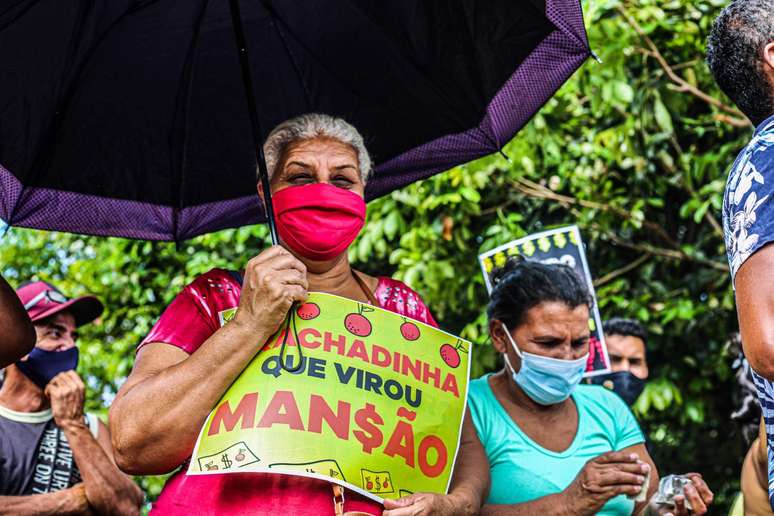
439 344 460 368
344 304 374 337
205 461 219 471
235 449 246 462
296 302 320 320
440 340 468 368
400 320 420 341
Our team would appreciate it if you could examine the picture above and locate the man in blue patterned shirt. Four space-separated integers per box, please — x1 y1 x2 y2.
708 1 774 512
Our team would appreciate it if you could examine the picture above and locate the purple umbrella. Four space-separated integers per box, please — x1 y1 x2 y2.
0 0 589 241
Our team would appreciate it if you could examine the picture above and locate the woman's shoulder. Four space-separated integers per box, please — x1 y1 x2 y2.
467 375 499 419
138 268 242 354
469 374 495 399
186 268 243 291
374 277 437 327
576 383 625 404
575 385 644 449
575 384 634 420
375 276 422 297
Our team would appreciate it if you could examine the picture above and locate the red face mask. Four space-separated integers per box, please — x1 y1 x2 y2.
272 183 366 261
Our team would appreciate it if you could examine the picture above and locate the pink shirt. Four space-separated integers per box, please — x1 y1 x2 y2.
141 268 438 515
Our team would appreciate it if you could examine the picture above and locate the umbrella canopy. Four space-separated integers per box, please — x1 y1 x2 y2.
0 0 589 241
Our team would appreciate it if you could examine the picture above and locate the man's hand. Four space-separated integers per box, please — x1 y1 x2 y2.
45 370 86 431
383 492 473 516
66 483 94 515
653 473 713 516
0 483 94 516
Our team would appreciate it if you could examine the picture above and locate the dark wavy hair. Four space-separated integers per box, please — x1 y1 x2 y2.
487 258 593 329
707 0 774 125
602 318 647 347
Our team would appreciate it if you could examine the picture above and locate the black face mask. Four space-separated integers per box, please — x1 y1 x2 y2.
16 347 79 389
591 371 646 405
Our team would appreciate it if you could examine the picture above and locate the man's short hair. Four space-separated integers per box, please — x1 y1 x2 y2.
707 0 774 125
603 318 647 347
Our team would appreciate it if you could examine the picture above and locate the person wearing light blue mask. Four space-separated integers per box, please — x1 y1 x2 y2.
501 320 588 406
469 259 714 516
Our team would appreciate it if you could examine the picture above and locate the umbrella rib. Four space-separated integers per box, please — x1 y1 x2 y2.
260 0 313 112
267 2 476 136
344 2 495 146
169 0 211 242
0 0 38 33
8 0 165 224
22 1 92 194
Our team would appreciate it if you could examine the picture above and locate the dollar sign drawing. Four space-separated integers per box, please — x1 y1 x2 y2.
353 403 384 454
375 477 382 490
221 453 233 469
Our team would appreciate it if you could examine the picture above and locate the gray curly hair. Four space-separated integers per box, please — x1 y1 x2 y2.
262 114 372 183
707 0 774 125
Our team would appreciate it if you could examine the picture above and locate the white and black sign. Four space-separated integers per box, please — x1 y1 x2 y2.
479 226 611 376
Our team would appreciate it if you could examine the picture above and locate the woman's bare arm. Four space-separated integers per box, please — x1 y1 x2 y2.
109 247 308 474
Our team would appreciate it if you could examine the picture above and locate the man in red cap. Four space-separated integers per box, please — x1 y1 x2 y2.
0 280 143 514
0 274 35 367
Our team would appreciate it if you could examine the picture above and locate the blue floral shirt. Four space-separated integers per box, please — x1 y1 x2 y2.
723 114 774 510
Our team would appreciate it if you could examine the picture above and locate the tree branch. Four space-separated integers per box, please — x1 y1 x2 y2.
704 206 724 237
602 231 728 272
713 113 752 128
511 177 679 248
617 5 752 127
508 178 729 272
593 253 652 287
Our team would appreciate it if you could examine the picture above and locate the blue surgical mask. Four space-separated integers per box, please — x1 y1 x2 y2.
15 347 79 389
501 323 588 405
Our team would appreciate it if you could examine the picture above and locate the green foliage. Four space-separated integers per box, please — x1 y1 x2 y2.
0 0 750 511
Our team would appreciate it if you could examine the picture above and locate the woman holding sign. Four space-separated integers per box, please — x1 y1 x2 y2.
470 259 713 515
109 114 488 515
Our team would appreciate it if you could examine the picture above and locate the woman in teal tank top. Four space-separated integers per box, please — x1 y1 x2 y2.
470 259 714 515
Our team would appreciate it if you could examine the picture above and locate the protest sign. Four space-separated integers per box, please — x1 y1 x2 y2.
478 225 610 376
188 292 471 502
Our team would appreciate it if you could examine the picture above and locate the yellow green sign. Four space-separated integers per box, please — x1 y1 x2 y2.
188 292 471 502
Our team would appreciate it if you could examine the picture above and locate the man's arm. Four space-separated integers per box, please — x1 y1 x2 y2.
47 372 143 515
0 274 35 367
0 484 91 516
735 243 774 379
64 420 144 515
740 419 770 515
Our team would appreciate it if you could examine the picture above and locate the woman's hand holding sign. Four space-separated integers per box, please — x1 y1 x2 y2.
234 245 309 336
110 246 309 474
383 491 475 516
